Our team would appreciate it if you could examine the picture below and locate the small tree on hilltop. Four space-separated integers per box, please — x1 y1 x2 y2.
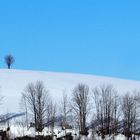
4 54 14 69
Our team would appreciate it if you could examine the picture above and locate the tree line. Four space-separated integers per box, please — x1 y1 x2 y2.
20 81 140 140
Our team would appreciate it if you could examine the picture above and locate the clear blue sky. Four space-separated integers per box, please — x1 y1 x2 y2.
0 0 140 80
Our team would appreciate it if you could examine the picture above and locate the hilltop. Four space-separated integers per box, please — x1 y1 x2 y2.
0 69 140 113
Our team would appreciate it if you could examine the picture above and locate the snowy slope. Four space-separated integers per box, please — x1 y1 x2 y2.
0 69 140 113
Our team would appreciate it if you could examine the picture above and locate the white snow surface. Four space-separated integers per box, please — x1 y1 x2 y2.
1 69 140 113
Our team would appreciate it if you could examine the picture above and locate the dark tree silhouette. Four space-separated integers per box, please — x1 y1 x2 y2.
4 55 14 69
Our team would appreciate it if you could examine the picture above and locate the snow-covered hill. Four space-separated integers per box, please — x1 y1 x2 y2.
1 69 140 113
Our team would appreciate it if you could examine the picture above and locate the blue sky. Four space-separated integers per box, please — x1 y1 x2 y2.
0 0 140 80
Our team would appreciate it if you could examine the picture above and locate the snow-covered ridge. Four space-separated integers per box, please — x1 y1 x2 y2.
0 68 140 113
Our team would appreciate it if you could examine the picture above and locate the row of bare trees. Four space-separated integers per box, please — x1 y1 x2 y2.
92 86 140 140
21 82 90 136
20 81 140 139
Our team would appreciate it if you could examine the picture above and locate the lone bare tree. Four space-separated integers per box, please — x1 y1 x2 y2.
4 54 15 69
72 83 90 135
22 81 49 133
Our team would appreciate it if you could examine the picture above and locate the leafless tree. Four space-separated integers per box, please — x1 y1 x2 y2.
47 100 56 138
72 83 90 135
92 85 120 139
22 81 49 133
121 92 139 140
4 54 14 69
61 91 71 135
20 93 29 130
